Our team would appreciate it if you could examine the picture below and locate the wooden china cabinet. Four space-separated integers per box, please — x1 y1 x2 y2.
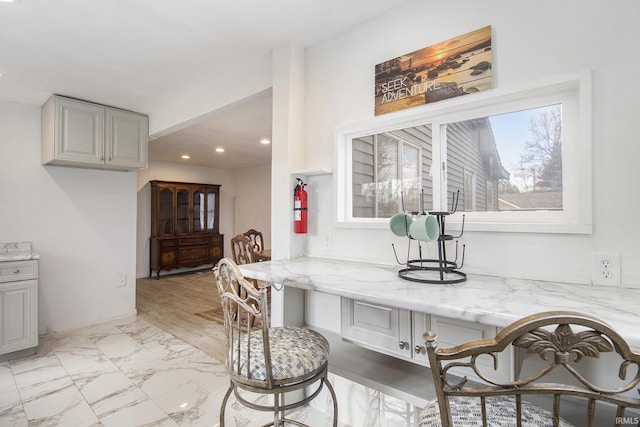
150 180 224 278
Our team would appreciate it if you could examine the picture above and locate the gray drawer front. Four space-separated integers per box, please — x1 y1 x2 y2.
0 260 38 283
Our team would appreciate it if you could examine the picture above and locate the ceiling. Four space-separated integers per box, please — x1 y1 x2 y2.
0 0 409 169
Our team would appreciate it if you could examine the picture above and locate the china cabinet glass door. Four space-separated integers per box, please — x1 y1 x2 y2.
176 188 190 234
207 191 217 231
158 187 174 235
193 189 205 232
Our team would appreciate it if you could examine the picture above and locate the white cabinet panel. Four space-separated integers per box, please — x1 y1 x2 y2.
341 298 514 381
0 279 37 355
106 108 148 169
341 298 412 360
0 260 38 283
42 95 147 171
431 315 513 382
58 98 104 164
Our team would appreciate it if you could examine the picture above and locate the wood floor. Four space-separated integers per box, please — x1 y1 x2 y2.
136 269 227 362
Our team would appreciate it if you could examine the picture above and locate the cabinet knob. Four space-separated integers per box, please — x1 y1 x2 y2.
14 269 20 274
398 341 408 350
415 345 426 355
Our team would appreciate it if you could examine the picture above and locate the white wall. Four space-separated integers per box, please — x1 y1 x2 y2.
297 0 640 287
0 101 138 333
232 164 272 248
146 52 273 136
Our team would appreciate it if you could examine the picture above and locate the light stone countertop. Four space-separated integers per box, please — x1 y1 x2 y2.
239 256 640 348
0 242 40 262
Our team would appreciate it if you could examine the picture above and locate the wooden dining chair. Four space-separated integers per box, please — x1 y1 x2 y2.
419 311 640 427
213 258 338 427
231 234 255 266
243 228 265 252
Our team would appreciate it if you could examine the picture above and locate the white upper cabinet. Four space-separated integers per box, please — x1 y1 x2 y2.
42 95 148 171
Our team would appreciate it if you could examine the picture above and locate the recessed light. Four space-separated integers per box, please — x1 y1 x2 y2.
215 147 225 153
181 155 190 159
0 0 20 3
260 139 271 145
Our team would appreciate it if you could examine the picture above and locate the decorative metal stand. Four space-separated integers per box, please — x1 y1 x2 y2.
393 191 467 284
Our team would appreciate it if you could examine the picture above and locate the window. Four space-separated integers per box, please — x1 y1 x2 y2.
446 104 563 213
337 72 592 233
352 129 430 217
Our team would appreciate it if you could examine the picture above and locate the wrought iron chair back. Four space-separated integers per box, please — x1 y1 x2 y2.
213 258 337 427
421 311 640 427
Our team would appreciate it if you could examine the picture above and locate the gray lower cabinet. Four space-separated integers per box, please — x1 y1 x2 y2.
0 260 38 358
341 297 514 382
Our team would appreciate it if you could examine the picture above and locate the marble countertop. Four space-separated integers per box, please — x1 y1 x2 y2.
239 256 640 348
0 242 40 262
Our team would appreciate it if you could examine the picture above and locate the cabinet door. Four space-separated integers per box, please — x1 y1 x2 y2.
430 315 513 382
0 280 38 355
55 97 105 165
206 188 219 232
175 187 191 234
192 188 205 232
209 234 224 262
341 298 412 360
105 109 148 169
157 186 175 236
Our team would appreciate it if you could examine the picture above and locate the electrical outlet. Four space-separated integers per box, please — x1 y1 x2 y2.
117 273 128 287
322 232 332 250
592 252 621 287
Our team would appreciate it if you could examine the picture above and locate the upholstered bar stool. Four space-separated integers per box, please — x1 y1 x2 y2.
213 258 338 427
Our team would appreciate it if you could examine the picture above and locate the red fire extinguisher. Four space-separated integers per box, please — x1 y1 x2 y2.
294 178 308 234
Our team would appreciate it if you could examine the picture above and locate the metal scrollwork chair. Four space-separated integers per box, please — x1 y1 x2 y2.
213 258 338 427
419 311 640 427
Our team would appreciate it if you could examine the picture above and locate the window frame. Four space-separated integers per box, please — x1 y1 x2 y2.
335 71 592 234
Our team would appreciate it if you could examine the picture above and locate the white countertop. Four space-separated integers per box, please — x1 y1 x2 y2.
239 256 640 348
0 242 39 262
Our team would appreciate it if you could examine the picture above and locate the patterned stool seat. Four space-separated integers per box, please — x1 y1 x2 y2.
418 396 574 427
235 326 331 381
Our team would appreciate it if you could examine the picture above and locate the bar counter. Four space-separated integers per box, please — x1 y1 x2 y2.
239 256 640 348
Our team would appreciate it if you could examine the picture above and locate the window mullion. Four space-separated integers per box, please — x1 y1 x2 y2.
397 139 403 212
373 134 378 218
431 120 445 212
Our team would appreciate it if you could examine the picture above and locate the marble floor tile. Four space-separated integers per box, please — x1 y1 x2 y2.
0 316 347 426
0 273 416 426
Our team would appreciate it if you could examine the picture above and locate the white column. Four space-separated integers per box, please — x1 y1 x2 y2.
270 43 307 326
